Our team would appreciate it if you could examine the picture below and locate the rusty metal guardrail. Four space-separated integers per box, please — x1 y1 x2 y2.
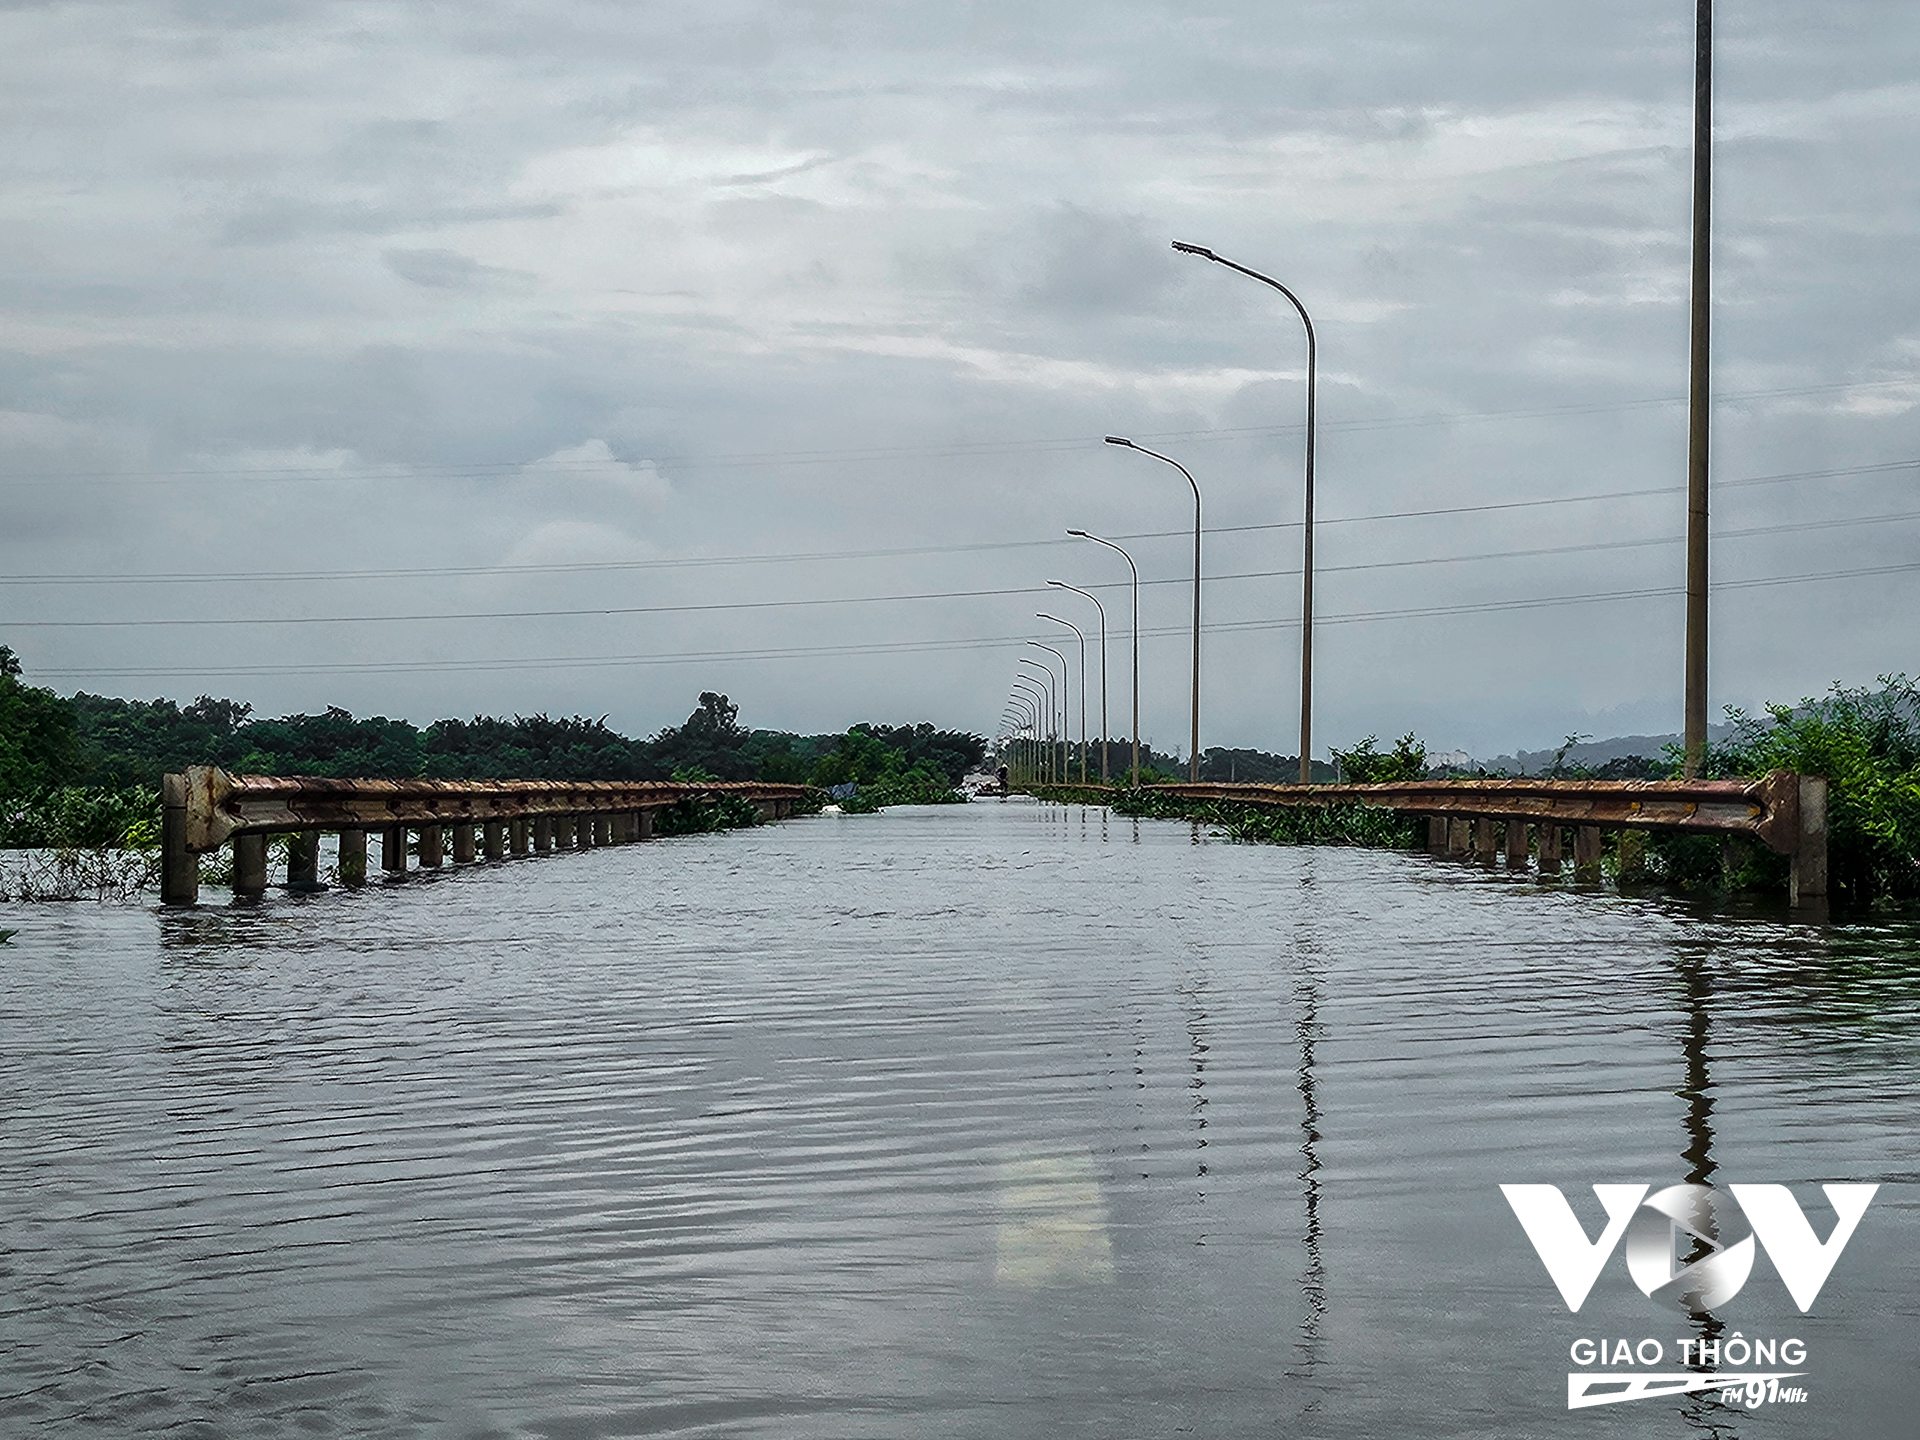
1031 770 1829 907
161 766 820 907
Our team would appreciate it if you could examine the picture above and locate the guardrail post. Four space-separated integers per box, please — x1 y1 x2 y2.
1573 825 1602 880
1791 775 1828 907
1504 819 1528 868
338 830 367 887
452 824 476 864
1538 824 1562 874
161 772 198 907
1473 816 1496 863
382 825 406 873
533 817 553 852
1618 830 1646 883
482 821 504 860
510 819 529 855
287 831 323 891
233 834 268 897
420 826 444 868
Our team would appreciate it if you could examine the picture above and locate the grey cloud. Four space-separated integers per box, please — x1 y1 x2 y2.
383 248 534 292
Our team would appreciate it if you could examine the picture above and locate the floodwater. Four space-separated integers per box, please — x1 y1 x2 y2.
2 799 1917 1438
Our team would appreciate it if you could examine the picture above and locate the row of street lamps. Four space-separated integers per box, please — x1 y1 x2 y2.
1000 242 1320 789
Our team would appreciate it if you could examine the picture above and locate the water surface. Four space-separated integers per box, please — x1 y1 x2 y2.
3 799 1916 1437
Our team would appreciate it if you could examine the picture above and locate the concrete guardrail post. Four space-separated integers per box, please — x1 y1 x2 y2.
1573 825 1603 881
286 831 323 891
338 830 367 887
1538 824 1562 874
233 834 268 897
161 773 198 906
1791 775 1828 908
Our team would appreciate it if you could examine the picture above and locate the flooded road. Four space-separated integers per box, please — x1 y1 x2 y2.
3 798 1916 1437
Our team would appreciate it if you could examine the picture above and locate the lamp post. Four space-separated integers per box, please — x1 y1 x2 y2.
1038 613 1088 784
1682 0 1713 777
1048 579 1108 782
1068 529 1139 787
1013 691 1044 791
1171 240 1317 785
1015 661 1055 784
1027 641 1070 786
1012 678 1046 784
1104 436 1202 781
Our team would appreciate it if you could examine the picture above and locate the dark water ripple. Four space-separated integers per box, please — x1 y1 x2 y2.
2 800 1917 1437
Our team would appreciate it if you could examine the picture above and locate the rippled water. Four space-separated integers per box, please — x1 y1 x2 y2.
3 799 1917 1437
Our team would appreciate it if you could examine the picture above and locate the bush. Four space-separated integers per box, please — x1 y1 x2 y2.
1692 676 1920 905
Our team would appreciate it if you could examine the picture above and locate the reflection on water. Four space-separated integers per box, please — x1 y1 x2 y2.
1 798 1917 1437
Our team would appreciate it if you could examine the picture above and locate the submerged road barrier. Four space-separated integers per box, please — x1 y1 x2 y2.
160 766 818 907
1034 770 1828 907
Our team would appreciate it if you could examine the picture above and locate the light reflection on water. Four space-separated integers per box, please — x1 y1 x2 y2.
2 798 1917 1437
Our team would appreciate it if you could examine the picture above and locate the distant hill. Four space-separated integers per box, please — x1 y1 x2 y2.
1474 723 1736 776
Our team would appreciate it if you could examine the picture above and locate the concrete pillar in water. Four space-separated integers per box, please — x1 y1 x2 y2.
233 833 268 897
1791 775 1829 908
286 830 323 890
510 818 529 855
381 825 407 873
576 815 594 849
637 808 654 841
1573 825 1603 880
452 823 476 864
1473 816 1496 862
161 772 198 906
1617 829 1646 883
1447 818 1471 855
338 830 367 887
1505 819 1529 869
554 816 573 850
1427 815 1447 850
419 826 444 868
594 814 611 846
534 817 553 852
1538 824 1562 875
483 821 504 860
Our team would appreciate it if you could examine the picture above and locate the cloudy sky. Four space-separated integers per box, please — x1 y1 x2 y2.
3 0 1916 759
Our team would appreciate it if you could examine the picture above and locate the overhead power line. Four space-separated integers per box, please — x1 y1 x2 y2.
1 456 1914 588
6 503 1920 630
21 556 1920 681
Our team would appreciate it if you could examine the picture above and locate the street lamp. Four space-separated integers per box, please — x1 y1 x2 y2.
1047 579 1108 782
1006 692 1034 785
1068 528 1140 788
1012 678 1046 783
1015 662 1055 784
1038 612 1088 784
1171 240 1318 785
1105 435 1202 781
1026 640 1070 786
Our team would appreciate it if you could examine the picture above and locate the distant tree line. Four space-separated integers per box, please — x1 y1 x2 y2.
0 647 986 847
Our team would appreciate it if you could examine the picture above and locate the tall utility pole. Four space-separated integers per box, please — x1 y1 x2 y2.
1683 0 1713 777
